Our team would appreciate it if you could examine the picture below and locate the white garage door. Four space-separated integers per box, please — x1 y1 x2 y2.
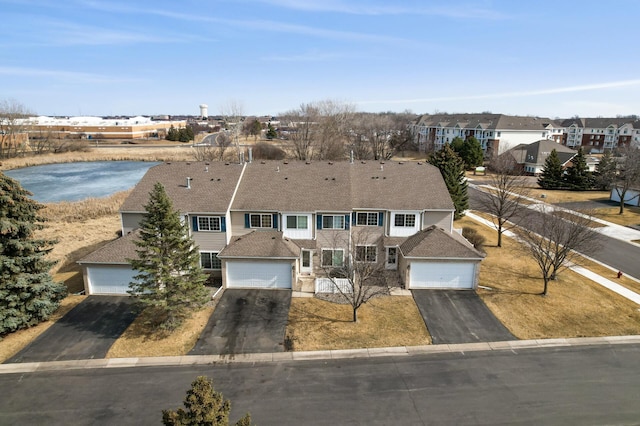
226 261 292 289
87 265 136 295
409 261 475 289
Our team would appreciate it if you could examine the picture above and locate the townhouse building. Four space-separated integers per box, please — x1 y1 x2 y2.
78 160 484 295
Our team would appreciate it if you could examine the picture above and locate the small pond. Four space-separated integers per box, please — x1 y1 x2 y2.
4 161 159 203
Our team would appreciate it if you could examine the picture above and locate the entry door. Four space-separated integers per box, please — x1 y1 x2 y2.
386 247 398 270
301 250 312 274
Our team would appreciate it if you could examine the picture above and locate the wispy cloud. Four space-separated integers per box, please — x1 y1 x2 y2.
77 0 411 44
358 79 640 105
0 66 140 83
240 0 510 19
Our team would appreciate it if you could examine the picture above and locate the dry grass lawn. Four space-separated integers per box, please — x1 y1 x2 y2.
106 305 216 358
0 294 86 363
286 296 431 351
592 206 640 227
459 217 640 339
527 187 610 204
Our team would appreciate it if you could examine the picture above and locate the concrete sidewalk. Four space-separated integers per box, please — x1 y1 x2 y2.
466 212 640 306
1 335 639 375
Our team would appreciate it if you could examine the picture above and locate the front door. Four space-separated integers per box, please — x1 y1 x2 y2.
386 247 398 270
301 250 312 274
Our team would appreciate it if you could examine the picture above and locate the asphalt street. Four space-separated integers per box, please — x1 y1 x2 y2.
412 290 515 344
468 185 640 279
1 344 639 425
6 296 137 363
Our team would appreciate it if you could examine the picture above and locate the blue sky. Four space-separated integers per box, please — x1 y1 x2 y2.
2 0 639 118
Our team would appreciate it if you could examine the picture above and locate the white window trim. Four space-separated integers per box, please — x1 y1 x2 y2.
286 215 308 230
356 212 379 226
200 251 221 270
322 215 345 230
394 213 416 227
321 248 345 267
250 213 272 228
355 245 377 263
197 216 221 232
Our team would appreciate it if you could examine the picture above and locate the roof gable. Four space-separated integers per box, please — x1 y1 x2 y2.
400 226 484 259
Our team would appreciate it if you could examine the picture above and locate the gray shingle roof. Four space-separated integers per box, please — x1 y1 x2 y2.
416 113 563 131
120 161 244 214
231 160 453 212
218 230 300 258
400 226 484 259
561 117 640 130
77 231 139 264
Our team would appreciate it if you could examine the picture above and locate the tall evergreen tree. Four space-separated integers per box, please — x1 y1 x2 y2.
167 125 179 141
451 136 484 169
564 148 592 190
128 183 208 331
594 150 617 190
0 173 66 335
537 149 564 189
428 144 469 219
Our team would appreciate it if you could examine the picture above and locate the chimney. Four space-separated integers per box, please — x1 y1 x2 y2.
186 177 192 189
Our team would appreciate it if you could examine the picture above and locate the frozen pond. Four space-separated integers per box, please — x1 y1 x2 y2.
4 161 159 203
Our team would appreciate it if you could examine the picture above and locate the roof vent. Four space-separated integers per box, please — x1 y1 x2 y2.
284 177 288 180
186 177 192 189
276 166 280 172
417 162 422 165
328 161 333 165
325 177 329 180
361 161 366 164
399 161 404 165
261 161 266 164
306 161 311 165
205 166 208 172
186 162 191 165
332 177 335 180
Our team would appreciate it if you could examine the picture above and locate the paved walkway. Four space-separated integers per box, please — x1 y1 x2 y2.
1 335 639 375
466 211 640 306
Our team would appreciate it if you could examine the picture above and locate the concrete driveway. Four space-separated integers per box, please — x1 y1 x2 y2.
190 289 291 355
6 296 137 363
412 290 514 344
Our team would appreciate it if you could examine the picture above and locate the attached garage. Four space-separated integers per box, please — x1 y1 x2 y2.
225 260 293 289
77 232 140 295
409 261 476 289
399 226 485 290
84 264 135 295
218 230 300 290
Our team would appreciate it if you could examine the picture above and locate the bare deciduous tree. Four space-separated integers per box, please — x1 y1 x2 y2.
479 155 532 247
320 230 388 322
192 133 233 162
0 99 33 159
280 103 318 161
219 100 244 161
515 206 601 296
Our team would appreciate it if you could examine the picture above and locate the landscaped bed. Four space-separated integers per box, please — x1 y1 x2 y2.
286 296 431 351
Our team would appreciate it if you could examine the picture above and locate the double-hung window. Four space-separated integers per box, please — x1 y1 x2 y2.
394 214 416 227
200 252 221 270
322 215 345 229
356 212 379 226
321 249 344 267
198 216 221 232
250 214 272 228
286 215 308 229
355 246 377 263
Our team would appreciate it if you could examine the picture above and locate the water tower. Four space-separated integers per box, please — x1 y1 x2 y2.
199 104 208 120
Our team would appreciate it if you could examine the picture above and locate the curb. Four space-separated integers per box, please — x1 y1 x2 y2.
2 335 639 375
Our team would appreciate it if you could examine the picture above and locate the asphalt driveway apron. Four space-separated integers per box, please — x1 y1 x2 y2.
190 289 291 355
6 296 137 363
412 290 515 344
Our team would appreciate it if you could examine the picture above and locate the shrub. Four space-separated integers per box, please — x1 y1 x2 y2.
251 142 285 160
462 226 485 252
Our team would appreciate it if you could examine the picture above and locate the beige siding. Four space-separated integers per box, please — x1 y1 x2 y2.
192 232 227 251
398 253 409 287
121 213 144 234
230 211 254 237
423 211 453 232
